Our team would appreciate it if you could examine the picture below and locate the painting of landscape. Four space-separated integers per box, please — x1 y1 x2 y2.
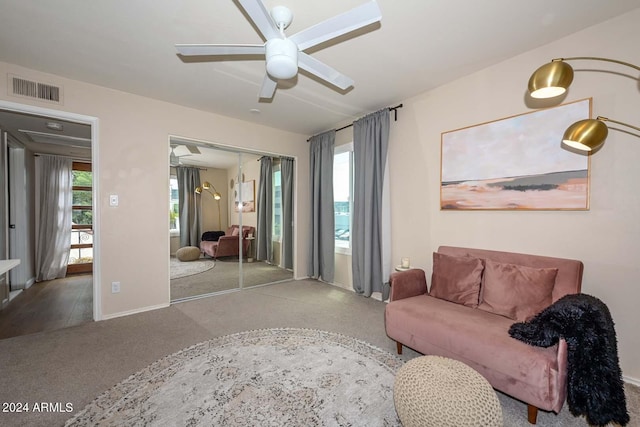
441 99 591 210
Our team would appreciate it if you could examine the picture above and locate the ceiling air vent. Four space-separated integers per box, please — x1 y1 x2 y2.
8 74 63 104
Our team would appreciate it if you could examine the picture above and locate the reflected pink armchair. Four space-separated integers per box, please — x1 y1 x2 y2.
200 225 254 259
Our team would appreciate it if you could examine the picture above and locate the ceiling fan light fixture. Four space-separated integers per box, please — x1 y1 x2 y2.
266 38 298 80
45 121 64 131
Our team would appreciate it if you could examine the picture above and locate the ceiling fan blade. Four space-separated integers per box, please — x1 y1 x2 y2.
298 53 354 90
173 145 195 157
289 1 382 51
176 44 265 56
237 0 280 41
258 74 278 99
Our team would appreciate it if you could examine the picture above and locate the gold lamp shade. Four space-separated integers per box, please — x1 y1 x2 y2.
562 118 609 152
528 60 574 99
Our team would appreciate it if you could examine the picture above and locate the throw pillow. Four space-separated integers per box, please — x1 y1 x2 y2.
231 227 240 236
478 259 558 321
429 252 484 308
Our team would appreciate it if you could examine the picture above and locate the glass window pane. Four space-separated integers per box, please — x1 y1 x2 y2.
73 170 92 186
70 229 93 245
68 247 93 264
72 209 93 225
273 170 282 239
170 177 180 231
68 248 80 264
333 150 352 249
73 190 92 206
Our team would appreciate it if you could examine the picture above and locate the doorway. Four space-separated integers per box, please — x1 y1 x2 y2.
0 100 100 339
169 137 295 302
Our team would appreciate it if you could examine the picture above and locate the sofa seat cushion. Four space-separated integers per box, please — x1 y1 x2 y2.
386 295 560 391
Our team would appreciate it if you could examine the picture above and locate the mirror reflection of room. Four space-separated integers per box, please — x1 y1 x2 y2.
169 140 293 302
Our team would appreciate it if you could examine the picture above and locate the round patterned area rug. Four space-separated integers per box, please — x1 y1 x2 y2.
170 257 215 280
66 328 403 426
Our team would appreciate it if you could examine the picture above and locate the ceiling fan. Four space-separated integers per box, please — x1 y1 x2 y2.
175 0 382 100
170 144 201 166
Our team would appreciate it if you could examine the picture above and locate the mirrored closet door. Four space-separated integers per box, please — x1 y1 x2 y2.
169 138 294 302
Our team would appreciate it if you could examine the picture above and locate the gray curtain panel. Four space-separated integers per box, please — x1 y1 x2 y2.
177 167 201 248
35 155 73 281
281 157 294 270
352 109 390 298
256 157 273 262
308 130 335 282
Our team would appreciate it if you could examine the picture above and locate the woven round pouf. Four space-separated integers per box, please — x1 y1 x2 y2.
176 246 201 262
394 356 502 427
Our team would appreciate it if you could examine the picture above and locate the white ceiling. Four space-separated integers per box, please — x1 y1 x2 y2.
1 0 639 141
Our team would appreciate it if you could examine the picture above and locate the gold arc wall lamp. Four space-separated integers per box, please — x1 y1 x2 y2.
563 116 640 152
195 181 222 230
527 57 640 152
528 57 640 99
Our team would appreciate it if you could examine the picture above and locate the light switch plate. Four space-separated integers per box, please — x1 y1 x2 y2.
109 194 119 207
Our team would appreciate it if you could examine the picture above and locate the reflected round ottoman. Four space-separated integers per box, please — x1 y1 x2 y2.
394 355 502 427
176 246 201 262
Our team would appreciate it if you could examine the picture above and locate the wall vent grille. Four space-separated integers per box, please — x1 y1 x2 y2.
8 74 63 104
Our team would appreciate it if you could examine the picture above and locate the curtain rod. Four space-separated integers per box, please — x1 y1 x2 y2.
34 153 91 162
307 103 403 142
174 165 208 171
256 155 295 162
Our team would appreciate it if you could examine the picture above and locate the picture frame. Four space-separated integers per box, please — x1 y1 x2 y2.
234 180 255 212
440 98 591 210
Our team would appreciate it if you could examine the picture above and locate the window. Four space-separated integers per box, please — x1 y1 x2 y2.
272 166 282 241
169 176 180 236
334 143 353 253
68 162 93 274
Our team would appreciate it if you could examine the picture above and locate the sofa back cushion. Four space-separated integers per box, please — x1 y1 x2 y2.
430 252 484 308
437 246 583 303
477 259 558 321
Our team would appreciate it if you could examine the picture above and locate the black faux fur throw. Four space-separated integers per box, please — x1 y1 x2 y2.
508 293 629 426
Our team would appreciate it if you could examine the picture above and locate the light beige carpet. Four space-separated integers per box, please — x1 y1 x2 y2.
170 257 293 301
0 280 637 427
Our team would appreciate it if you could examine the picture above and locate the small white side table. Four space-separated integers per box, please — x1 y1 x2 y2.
245 236 255 262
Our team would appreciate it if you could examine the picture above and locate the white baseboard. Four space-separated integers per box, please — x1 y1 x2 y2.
100 303 170 321
25 277 35 289
624 375 640 387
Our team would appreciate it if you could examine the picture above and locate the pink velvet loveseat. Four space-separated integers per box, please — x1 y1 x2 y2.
385 246 584 424
200 225 254 259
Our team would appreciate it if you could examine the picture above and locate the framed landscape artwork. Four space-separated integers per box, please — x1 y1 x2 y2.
234 180 255 212
440 98 591 210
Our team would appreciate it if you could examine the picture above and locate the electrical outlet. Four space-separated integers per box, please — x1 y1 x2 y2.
109 194 119 207
111 281 121 293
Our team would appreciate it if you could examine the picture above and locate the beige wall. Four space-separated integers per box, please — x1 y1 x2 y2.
388 9 640 381
0 61 310 320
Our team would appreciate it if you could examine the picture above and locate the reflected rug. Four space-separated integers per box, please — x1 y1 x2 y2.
170 257 215 280
65 328 403 426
